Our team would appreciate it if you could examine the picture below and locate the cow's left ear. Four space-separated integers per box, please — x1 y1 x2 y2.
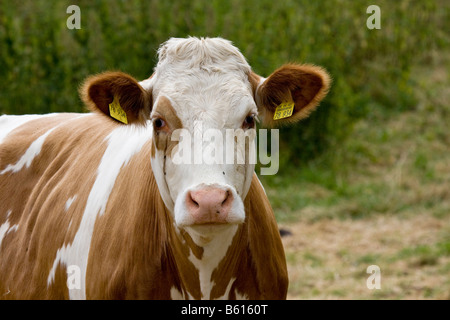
80 71 152 125
249 64 331 127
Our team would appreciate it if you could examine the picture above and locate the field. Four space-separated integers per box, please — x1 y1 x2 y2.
1 0 449 299
266 52 450 299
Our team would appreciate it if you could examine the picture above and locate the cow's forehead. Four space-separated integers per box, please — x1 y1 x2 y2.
150 38 256 128
153 78 255 128
155 37 252 75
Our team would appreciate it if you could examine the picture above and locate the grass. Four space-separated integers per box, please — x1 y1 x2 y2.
265 51 450 299
263 59 450 223
281 214 450 299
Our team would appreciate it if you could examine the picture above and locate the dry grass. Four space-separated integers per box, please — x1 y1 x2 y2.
281 214 450 299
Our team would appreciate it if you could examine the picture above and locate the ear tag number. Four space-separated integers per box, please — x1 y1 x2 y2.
273 102 295 120
109 96 128 124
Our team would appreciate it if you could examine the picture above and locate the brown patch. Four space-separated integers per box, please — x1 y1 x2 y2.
0 113 199 300
0 114 74 173
153 96 183 130
240 173 288 299
169 228 203 299
178 228 204 260
151 139 156 159
80 71 152 125
152 96 183 158
251 64 331 127
0 113 115 299
86 141 201 299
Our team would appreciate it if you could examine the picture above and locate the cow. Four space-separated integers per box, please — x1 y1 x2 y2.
0 37 330 299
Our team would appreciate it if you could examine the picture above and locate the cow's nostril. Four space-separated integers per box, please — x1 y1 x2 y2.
186 191 200 209
189 193 199 208
221 190 230 206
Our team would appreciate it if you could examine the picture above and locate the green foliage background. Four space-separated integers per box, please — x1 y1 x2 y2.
0 0 448 164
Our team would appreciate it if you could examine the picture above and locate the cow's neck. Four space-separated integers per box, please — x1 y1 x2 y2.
173 224 242 299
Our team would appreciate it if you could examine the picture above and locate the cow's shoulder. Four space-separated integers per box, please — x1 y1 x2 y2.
0 112 143 299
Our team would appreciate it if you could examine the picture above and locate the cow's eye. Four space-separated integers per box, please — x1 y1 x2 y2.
153 118 166 129
243 114 255 129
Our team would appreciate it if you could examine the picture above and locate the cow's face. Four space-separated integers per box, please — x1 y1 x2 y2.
81 37 330 238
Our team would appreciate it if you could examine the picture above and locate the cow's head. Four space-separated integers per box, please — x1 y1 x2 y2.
81 37 330 240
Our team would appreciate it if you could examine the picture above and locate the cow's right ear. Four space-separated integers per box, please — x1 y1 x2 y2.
80 71 152 125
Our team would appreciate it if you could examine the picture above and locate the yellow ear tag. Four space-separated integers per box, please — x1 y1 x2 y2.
109 96 128 124
273 101 295 120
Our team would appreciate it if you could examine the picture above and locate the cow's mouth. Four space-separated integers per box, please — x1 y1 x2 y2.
188 222 235 231
183 223 240 246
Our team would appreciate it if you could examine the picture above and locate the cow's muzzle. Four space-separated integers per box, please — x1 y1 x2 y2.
185 186 233 224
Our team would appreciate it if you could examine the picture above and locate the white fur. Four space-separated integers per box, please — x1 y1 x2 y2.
1 127 56 174
148 37 257 233
0 211 18 250
186 224 238 299
1 114 91 175
0 114 58 145
65 195 78 212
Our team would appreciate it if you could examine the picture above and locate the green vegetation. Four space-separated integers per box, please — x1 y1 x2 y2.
265 51 449 223
1 0 448 163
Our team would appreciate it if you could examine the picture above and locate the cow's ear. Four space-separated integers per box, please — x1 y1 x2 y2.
249 64 331 127
80 71 152 125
